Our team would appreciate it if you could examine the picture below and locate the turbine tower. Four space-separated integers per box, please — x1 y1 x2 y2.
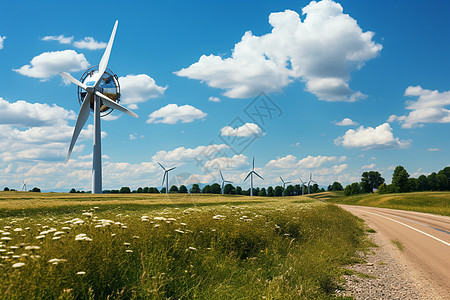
158 162 176 194
219 171 233 195
279 176 291 197
22 181 27 192
299 178 305 195
244 157 263 196
307 173 317 194
61 20 138 194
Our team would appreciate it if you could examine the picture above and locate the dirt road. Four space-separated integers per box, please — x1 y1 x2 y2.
340 205 450 297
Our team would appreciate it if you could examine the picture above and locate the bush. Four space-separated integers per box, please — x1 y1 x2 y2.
119 187 131 194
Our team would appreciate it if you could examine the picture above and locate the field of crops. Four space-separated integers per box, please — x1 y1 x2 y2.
0 192 370 299
312 191 450 216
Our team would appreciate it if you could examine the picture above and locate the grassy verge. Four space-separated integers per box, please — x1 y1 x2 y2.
308 191 450 216
0 193 369 299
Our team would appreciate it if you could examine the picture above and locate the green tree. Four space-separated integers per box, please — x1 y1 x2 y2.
202 185 211 194
392 166 410 193
143 187 150 193
294 184 302 195
119 187 131 193
310 183 319 194
427 173 437 191
377 183 394 194
274 186 283 196
258 187 266 196
285 185 294 196
235 186 243 195
361 171 385 193
169 185 179 193
267 186 274 197
331 182 344 191
224 183 235 194
436 173 448 191
3 187 10 191
210 183 221 194
137 187 143 193
438 167 450 190
149 187 160 193
408 178 418 192
69 188 76 193
189 184 201 193
179 185 188 193
160 187 166 193
417 175 428 191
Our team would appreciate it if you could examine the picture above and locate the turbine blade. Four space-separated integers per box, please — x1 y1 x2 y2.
252 157 255 170
286 181 291 184
167 167 176 172
67 93 91 162
225 180 233 183
244 172 251 181
96 20 118 86
254 171 264 180
94 91 138 118
219 171 224 181
59 72 87 90
162 172 166 186
279 176 284 183
157 162 166 171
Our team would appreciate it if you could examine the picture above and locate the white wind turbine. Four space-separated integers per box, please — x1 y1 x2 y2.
60 20 138 194
22 181 27 192
219 171 233 195
158 162 176 194
244 157 263 196
279 176 291 197
298 177 306 195
306 173 317 194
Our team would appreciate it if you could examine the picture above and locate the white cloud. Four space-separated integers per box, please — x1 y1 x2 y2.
73 37 107 50
119 74 167 108
361 163 376 169
13 50 89 79
335 123 410 149
152 144 229 163
266 154 341 169
388 86 450 128
220 123 262 137
203 154 248 171
335 117 359 126
291 142 301 147
175 0 381 100
147 104 207 124
129 134 136 140
0 35 6 49
42 35 73 44
208 96 221 103
427 148 441 152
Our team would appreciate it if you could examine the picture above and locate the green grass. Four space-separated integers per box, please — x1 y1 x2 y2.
0 193 371 299
391 239 404 251
308 191 450 216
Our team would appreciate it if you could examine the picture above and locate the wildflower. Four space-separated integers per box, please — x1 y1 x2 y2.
94 206 99 209
167 218 176 221
1 232 11 235
132 236 139 239
1 237 12 241
213 215 226 220
154 217 167 221
61 227 71 231
180 223 187 226
188 247 197 251
53 231 66 236
77 271 86 275
125 249 133 253
174 229 184 234
82 212 93 217
48 258 67 265
75 234 92 242
52 236 61 240
111 233 116 237
35 235 45 240
25 246 40 250
14 228 23 232
12 255 20 259
123 242 130 246
12 262 25 268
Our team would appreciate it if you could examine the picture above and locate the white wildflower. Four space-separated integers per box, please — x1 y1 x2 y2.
125 249 133 253
77 271 86 275
174 229 184 234
25 246 40 250
12 262 25 268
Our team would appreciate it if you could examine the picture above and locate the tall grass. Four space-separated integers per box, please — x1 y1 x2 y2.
0 195 368 299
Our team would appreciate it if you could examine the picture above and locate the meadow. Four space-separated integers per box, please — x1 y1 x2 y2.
0 192 371 299
311 191 450 216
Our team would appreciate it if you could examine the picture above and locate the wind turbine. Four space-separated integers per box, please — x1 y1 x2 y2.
60 20 138 194
219 171 233 195
298 178 305 195
244 157 263 196
22 181 27 192
158 162 176 194
306 173 317 194
279 176 291 197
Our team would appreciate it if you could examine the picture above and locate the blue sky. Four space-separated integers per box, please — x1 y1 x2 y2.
0 0 449 192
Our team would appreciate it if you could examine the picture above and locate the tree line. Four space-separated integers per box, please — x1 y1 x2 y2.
344 166 450 196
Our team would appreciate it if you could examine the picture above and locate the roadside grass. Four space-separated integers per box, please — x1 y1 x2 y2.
0 193 370 299
391 240 404 251
308 191 450 216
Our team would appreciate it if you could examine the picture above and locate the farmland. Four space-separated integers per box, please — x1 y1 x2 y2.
0 192 371 299
310 191 450 216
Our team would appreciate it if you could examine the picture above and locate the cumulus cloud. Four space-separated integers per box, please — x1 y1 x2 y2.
73 37 106 50
335 123 410 149
13 50 89 79
152 144 229 163
361 163 376 169
175 0 381 100
203 154 248 171
42 35 73 44
119 74 167 108
0 35 6 49
427 148 441 152
388 86 450 128
266 154 342 169
335 117 359 126
220 123 262 137
208 96 221 103
147 104 207 124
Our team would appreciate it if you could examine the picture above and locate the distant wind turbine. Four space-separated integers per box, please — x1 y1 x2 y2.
158 162 176 194
299 178 306 195
279 176 291 197
219 171 233 195
22 181 27 192
307 173 317 194
244 157 263 196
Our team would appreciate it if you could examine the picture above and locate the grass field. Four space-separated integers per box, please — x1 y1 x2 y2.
0 192 370 299
309 191 450 216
